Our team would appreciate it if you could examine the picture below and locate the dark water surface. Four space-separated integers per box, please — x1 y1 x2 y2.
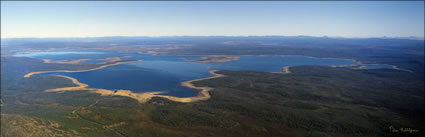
15 50 381 97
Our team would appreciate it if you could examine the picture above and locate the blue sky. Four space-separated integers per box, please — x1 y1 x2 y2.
1 1 424 38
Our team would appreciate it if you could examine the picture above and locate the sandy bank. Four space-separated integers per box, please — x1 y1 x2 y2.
46 75 88 92
24 60 142 78
43 59 91 65
282 66 291 74
97 57 121 63
167 70 226 102
272 66 292 74
96 56 131 63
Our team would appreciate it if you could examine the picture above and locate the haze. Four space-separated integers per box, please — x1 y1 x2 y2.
1 1 424 38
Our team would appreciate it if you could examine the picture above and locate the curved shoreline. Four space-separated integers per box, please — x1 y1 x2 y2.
47 75 89 92
12 49 411 72
44 70 225 103
24 60 143 78
23 54 410 103
244 54 412 72
23 58 225 103
165 54 411 72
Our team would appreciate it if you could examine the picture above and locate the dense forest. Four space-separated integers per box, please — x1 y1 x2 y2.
1 37 423 136
1 56 423 136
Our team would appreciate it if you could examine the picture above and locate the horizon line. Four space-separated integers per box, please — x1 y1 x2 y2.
2 35 424 40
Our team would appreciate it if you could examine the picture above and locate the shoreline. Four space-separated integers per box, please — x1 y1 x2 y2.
21 51 411 103
43 59 91 65
24 60 143 78
184 55 240 63
46 75 88 92
43 70 225 103
160 54 410 72
13 49 409 73
23 55 410 103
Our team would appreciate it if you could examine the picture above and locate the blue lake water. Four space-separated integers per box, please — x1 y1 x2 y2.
14 50 390 97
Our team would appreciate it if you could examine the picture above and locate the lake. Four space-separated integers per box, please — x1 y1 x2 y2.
15 50 389 97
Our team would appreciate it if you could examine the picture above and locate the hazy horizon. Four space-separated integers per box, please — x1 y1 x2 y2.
1 1 424 38
1 35 425 40
2 35 424 40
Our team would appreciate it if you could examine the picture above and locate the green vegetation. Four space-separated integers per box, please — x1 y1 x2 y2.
1 56 423 137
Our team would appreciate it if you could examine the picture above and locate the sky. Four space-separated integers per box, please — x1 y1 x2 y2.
1 1 424 38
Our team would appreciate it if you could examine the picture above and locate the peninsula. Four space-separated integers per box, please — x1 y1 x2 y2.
24 60 142 78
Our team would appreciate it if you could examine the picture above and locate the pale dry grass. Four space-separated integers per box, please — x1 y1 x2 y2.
1 114 80 137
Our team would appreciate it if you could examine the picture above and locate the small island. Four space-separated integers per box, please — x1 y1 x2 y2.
185 55 240 63
43 59 91 64
96 56 131 63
